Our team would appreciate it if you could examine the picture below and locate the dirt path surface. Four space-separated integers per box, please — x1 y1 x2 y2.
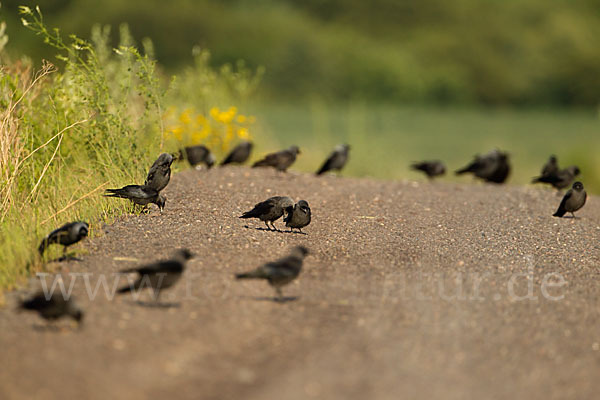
1 167 599 400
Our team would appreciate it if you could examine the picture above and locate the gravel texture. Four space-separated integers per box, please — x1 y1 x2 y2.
1 167 599 400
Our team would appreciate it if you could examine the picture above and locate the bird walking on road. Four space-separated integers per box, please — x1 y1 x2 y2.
239 196 294 231
456 149 511 184
19 291 84 326
38 221 89 258
316 144 350 175
284 200 311 233
252 146 300 172
410 160 446 180
105 185 166 213
145 153 174 192
221 141 253 166
553 181 586 218
235 246 309 300
117 249 193 301
180 145 215 169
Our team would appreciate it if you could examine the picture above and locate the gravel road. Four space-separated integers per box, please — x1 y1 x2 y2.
1 167 599 400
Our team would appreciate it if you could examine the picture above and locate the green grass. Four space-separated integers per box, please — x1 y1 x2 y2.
250 101 600 193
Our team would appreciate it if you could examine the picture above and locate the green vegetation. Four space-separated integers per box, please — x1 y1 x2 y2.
0 6 260 289
2 0 600 105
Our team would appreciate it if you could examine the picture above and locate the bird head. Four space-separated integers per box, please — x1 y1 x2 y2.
568 166 581 176
158 152 174 167
572 181 584 191
175 248 194 260
77 222 89 238
297 200 310 212
291 246 309 258
289 145 300 155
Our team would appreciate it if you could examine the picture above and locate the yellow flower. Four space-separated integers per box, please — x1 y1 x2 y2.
236 115 246 124
210 107 220 120
179 108 192 125
237 127 250 139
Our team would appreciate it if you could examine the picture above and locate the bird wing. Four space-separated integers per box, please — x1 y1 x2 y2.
106 185 156 200
317 153 337 174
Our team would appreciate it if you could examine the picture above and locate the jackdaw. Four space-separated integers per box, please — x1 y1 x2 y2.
553 181 587 218
38 221 89 257
239 196 294 231
221 141 253 166
117 249 193 301
316 144 350 175
531 155 559 184
455 149 511 184
235 246 309 300
19 291 83 325
145 152 174 192
105 185 166 212
410 160 446 179
534 165 580 190
284 200 311 233
252 145 300 172
179 145 215 169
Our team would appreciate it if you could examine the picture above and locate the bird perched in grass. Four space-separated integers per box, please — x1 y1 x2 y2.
19 291 84 326
104 185 166 213
239 196 294 231
145 152 174 192
455 149 510 184
235 246 309 300
221 141 253 166
284 200 311 233
316 144 350 175
117 249 193 301
179 145 215 169
252 145 300 172
553 181 586 218
410 160 446 180
38 221 89 258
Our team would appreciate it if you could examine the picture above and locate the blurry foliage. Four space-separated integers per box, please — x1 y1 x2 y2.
2 0 600 105
0 6 261 289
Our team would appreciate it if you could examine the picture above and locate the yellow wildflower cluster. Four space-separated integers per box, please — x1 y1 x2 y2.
163 106 255 153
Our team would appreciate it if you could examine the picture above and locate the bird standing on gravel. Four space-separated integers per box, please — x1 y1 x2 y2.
38 221 89 258
180 145 215 169
455 149 511 184
117 249 193 301
221 141 253 166
252 145 300 172
239 196 294 231
104 185 166 213
410 160 446 180
235 246 309 300
145 153 174 192
316 144 350 175
534 165 580 191
284 200 311 233
19 291 84 325
553 181 586 218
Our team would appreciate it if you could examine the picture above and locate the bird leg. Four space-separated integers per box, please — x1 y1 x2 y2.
275 287 283 301
264 221 272 231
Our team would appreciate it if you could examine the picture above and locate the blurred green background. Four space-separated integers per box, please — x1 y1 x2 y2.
2 0 599 189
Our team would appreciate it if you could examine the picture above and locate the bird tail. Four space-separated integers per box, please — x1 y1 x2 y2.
553 208 566 217
239 211 256 219
38 239 47 255
455 166 471 175
117 285 133 294
104 188 123 198
235 270 265 280
252 159 267 168
316 163 328 175
531 176 541 183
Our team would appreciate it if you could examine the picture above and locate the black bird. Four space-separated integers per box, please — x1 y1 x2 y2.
455 149 511 184
316 144 350 175
180 145 215 169
252 146 300 172
104 185 166 212
284 200 311 233
239 196 294 231
235 246 309 300
553 181 587 218
221 141 253 166
145 153 174 192
534 165 580 190
39 221 89 257
117 249 193 301
410 160 446 180
531 155 559 184
19 291 83 325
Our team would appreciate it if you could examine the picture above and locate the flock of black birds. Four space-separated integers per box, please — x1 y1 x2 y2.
20 141 588 326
